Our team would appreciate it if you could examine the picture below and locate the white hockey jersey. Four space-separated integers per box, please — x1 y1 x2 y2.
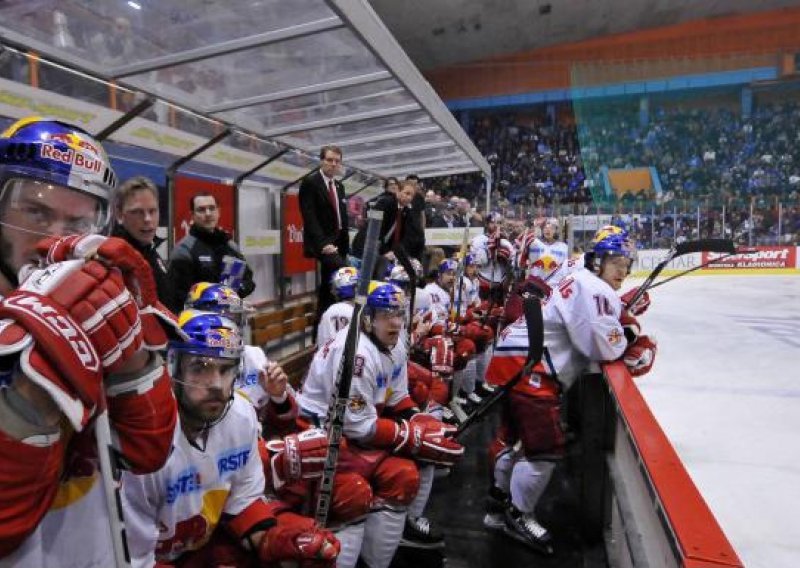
121 395 265 567
297 332 408 443
422 282 451 324
470 233 514 284
0 468 114 568
490 268 627 394
316 301 355 346
234 344 272 410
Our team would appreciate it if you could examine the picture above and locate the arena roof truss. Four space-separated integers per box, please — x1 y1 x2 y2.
0 0 489 183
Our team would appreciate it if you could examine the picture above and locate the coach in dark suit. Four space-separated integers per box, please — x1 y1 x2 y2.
299 144 349 331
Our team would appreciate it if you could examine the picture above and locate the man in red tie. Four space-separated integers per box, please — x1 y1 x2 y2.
299 145 350 333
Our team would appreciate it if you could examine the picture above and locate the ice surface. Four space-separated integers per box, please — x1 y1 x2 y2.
628 274 800 568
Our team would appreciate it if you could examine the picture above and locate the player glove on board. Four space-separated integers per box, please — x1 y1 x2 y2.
36 234 183 350
265 429 329 490
392 413 464 466
623 335 657 377
423 336 454 376
620 287 651 316
258 512 340 566
619 311 641 345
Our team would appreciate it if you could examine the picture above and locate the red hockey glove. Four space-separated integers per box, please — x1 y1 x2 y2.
265 429 329 490
619 311 641 345
36 235 184 350
524 275 552 300
393 413 464 466
623 335 657 377
0 289 103 431
15 259 143 373
258 512 340 566
620 287 651 316
423 336 454 376
37 235 158 306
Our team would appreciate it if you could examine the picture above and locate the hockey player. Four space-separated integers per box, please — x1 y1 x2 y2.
184 282 374 567
317 266 359 346
184 282 297 432
469 213 514 303
484 227 657 554
0 118 178 565
122 310 340 567
518 218 569 282
298 282 464 567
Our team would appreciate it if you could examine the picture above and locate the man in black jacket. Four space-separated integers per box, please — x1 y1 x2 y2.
299 145 349 329
112 176 170 304
166 192 255 313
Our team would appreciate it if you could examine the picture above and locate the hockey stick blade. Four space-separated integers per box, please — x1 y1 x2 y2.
626 238 736 308
648 246 758 290
455 296 543 438
675 238 736 256
315 209 383 526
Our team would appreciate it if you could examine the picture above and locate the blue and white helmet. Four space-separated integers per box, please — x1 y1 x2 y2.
591 226 634 271
331 266 360 300
184 282 244 321
365 281 406 315
170 309 243 362
0 117 116 235
438 258 458 275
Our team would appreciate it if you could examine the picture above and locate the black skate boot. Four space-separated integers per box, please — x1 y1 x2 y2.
503 505 554 555
483 486 509 532
400 515 445 549
474 381 496 398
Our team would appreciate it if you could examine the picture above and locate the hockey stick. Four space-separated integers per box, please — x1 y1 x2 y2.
392 243 417 339
625 238 735 309
454 295 544 439
95 394 132 568
647 247 758 290
450 216 472 324
314 208 383 527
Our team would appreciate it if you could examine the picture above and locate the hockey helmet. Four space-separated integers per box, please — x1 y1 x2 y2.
591 227 634 272
365 281 406 317
438 258 458 275
184 282 244 321
331 266 360 300
0 117 116 236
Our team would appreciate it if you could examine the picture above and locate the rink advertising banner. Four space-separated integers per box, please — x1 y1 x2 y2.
173 175 235 243
701 246 797 270
283 194 316 275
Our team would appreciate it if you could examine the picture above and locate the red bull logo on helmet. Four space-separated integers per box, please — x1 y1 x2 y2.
46 131 103 156
40 142 103 173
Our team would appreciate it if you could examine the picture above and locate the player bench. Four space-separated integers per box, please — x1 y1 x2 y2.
248 293 317 387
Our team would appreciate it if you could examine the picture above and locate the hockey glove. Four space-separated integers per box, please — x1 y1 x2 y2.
14 259 143 373
35 235 183 350
619 311 641 345
623 335 657 377
266 429 329 490
393 413 464 466
423 336 454 376
258 512 340 566
0 289 103 431
620 286 651 316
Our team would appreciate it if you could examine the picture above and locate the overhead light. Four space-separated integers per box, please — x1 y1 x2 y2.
127 1 141 9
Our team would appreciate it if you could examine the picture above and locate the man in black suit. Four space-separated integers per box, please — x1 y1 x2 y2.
299 145 349 332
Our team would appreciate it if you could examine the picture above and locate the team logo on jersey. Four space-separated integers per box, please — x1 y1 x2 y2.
348 394 367 412
166 466 202 504
217 445 251 477
607 329 623 346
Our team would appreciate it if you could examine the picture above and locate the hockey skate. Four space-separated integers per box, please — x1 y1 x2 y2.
399 516 445 549
474 381 496 398
449 390 482 423
483 486 509 532
503 507 554 555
